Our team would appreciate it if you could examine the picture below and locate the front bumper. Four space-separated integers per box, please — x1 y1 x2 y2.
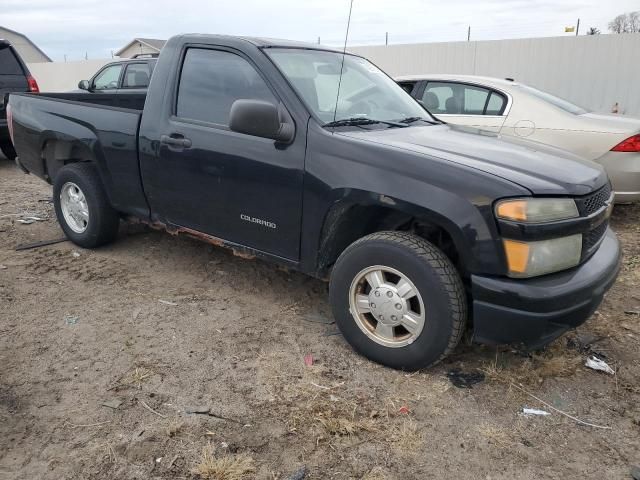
471 229 621 349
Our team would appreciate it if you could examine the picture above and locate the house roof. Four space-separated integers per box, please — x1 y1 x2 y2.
0 25 52 62
115 38 166 56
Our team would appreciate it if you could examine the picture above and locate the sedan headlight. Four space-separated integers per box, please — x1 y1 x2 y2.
503 234 582 278
496 198 578 223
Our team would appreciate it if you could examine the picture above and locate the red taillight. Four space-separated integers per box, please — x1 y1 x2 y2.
6 103 15 145
26 75 39 93
611 134 640 152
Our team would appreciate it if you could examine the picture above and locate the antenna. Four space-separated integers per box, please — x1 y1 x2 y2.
331 0 354 125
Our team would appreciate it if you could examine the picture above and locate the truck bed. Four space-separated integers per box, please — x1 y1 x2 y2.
9 92 150 218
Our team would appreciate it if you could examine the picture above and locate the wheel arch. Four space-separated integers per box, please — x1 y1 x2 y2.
315 190 473 278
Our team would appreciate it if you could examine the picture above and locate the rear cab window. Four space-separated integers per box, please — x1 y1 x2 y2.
423 81 507 115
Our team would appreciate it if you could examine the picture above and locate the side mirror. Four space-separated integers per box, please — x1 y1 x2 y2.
229 99 294 143
78 80 90 90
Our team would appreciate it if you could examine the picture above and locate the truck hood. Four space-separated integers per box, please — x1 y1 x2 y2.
337 123 607 196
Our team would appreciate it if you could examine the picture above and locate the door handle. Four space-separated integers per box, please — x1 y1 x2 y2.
160 134 192 148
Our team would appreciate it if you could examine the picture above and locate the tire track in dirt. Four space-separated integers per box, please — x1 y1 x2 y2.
22 248 138 286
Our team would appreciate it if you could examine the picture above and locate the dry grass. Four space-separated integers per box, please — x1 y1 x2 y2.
477 423 515 449
192 444 255 480
166 419 184 438
123 366 154 389
389 420 424 453
482 342 582 387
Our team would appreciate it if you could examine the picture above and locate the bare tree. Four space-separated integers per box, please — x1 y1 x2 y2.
586 27 601 35
608 11 640 33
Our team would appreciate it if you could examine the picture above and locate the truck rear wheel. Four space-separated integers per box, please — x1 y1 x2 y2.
329 231 466 370
1 142 17 160
53 163 120 248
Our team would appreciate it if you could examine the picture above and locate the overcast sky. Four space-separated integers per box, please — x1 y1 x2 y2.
3 0 638 61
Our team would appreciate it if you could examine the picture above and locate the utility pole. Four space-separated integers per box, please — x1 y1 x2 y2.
64 54 67 62
576 18 580 35
385 32 388 45
467 25 471 41
317 36 320 44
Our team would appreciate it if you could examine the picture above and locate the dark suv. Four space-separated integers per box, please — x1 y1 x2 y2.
0 39 39 159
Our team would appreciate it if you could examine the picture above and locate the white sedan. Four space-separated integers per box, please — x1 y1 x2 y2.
396 74 640 202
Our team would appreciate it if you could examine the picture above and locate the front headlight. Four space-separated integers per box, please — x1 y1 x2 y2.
503 234 582 278
496 198 578 223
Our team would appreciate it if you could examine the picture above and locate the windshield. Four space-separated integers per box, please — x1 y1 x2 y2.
517 84 588 115
265 48 432 125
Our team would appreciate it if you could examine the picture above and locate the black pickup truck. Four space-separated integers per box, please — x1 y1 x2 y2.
8 34 620 370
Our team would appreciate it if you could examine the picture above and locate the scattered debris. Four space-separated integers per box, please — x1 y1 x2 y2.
155 457 162 463
304 353 314 367
16 215 46 224
398 406 410 415
624 310 640 316
71 251 81 258
185 405 211 414
132 308 142 320
510 382 611 429
631 465 640 480
168 455 180 468
158 299 178 306
101 399 123 410
0 264 6 270
64 315 78 325
447 369 485 388
15 237 68 251
286 465 307 480
522 407 551 416
567 332 603 353
585 356 615 375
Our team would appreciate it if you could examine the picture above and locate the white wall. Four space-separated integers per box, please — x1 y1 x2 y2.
350 33 640 116
26 59 111 92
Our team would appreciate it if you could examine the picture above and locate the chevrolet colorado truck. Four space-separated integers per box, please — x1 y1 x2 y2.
7 34 620 370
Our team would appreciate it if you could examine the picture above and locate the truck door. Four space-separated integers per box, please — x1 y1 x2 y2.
140 47 305 261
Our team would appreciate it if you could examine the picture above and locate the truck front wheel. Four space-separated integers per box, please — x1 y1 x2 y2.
53 163 120 248
329 231 467 370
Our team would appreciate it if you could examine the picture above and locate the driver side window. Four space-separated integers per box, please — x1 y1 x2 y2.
93 64 123 90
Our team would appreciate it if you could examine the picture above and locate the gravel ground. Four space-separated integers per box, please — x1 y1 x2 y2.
1 154 639 480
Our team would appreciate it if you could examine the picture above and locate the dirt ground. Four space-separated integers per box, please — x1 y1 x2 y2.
1 155 639 480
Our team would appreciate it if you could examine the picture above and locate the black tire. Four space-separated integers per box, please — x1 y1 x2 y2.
0 141 17 160
329 231 467 371
53 163 120 248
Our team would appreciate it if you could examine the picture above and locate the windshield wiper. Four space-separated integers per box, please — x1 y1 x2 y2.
324 117 408 128
398 116 442 125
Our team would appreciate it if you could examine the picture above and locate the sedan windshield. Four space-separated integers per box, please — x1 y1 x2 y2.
266 48 432 126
